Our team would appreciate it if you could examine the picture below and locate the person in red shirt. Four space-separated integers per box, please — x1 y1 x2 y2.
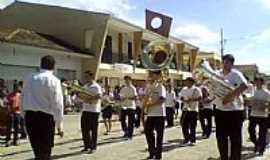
5 82 23 147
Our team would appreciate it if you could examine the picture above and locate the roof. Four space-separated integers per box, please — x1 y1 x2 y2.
0 1 110 55
0 27 92 54
0 1 198 54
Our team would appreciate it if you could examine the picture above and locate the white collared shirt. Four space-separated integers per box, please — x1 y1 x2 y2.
82 82 102 113
22 69 64 125
165 90 176 107
147 82 166 117
179 86 202 112
250 88 270 118
120 85 137 110
215 69 248 111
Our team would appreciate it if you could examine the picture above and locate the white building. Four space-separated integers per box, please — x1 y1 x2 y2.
0 1 199 89
0 28 93 90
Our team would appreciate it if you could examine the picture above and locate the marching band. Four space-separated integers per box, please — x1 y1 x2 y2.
1 54 270 160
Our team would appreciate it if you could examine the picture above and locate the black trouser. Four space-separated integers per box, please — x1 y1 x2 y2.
120 108 135 138
6 113 20 144
81 111 99 150
145 116 165 159
166 107 174 127
181 111 197 143
215 110 244 160
19 115 27 138
199 109 213 137
135 106 141 128
25 111 55 160
248 116 268 153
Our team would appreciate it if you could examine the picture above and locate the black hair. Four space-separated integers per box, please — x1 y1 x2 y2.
149 70 162 75
124 75 132 80
186 77 195 83
222 54 235 64
18 81 23 87
254 76 264 83
41 55 55 70
84 71 94 77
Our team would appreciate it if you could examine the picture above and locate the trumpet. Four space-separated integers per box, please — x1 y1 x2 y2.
62 81 95 103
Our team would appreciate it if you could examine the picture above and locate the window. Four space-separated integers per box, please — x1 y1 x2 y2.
101 36 113 63
128 42 133 60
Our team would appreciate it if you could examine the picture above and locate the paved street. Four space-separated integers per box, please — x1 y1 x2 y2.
0 114 270 160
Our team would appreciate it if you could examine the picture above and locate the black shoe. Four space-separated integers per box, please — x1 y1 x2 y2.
88 149 96 154
58 131 64 138
146 155 154 159
13 141 19 146
123 133 128 138
81 148 88 152
258 152 264 156
5 141 10 147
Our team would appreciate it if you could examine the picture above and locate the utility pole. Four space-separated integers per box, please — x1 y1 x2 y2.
220 28 224 57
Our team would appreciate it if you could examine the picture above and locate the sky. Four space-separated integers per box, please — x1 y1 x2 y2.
1 0 270 73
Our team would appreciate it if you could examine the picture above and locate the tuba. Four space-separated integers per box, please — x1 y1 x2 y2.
193 60 243 106
141 40 175 114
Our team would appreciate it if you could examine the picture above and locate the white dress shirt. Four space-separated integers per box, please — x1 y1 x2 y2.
179 86 202 112
119 85 137 110
215 69 248 111
250 88 270 118
165 90 176 107
147 82 166 117
82 82 102 113
22 69 64 125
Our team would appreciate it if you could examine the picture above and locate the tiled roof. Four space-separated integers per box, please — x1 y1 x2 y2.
0 28 91 54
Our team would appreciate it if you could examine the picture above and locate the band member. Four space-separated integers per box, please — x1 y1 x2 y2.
80 71 102 153
165 84 176 127
179 77 202 145
199 86 214 138
248 77 270 155
101 86 114 135
135 87 143 128
215 54 248 160
119 76 138 139
22 55 64 160
144 70 166 160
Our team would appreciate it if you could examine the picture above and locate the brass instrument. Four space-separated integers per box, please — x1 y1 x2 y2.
193 60 243 106
62 81 95 103
141 40 175 114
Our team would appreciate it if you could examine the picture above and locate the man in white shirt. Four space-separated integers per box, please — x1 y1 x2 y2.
179 77 202 145
22 55 64 160
144 70 166 160
119 75 138 139
80 71 102 153
199 86 215 138
215 54 248 160
248 77 270 155
165 84 176 127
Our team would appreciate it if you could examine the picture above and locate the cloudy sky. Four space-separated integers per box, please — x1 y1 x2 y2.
1 0 270 73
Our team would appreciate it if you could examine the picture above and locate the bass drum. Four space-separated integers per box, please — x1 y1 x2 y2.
0 107 8 136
